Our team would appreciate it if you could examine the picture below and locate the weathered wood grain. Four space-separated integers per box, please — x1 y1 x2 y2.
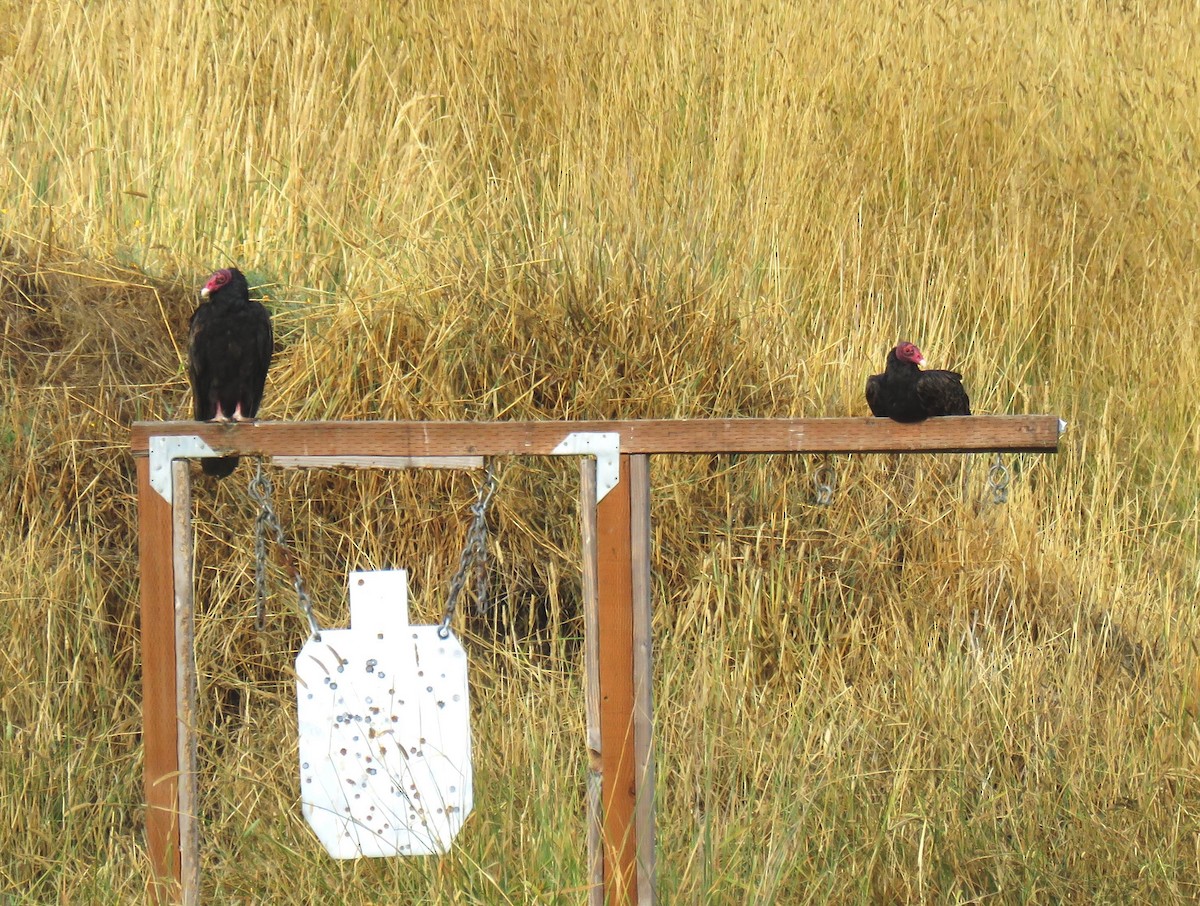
131 416 1063 458
138 458 181 904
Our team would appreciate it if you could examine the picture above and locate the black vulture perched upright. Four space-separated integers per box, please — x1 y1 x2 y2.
187 267 273 477
865 341 970 422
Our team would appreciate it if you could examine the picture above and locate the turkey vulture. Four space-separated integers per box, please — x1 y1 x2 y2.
865 342 970 421
187 268 273 477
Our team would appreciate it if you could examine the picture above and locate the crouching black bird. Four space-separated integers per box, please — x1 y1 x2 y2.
187 268 273 477
866 341 970 422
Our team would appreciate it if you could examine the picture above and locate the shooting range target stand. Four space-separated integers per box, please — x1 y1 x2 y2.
131 416 1064 905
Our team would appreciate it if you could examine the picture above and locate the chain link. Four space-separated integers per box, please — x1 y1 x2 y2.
439 460 497 639
247 459 496 642
248 461 321 640
813 455 836 507
987 453 1011 506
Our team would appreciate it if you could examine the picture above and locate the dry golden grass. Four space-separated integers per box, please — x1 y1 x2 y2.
2 0 1200 901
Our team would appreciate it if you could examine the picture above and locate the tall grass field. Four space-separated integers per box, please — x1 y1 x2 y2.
2 0 1199 901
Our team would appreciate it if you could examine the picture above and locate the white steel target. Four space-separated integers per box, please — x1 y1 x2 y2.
296 569 472 858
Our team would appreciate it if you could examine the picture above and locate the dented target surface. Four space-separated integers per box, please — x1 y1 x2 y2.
296 570 472 858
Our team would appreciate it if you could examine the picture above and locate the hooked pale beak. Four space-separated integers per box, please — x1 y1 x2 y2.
200 286 210 298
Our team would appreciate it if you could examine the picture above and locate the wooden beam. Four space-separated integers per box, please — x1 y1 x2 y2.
137 457 181 903
131 416 1063 458
271 455 484 470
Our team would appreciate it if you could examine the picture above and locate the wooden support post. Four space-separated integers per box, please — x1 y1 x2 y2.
581 460 604 904
582 455 639 904
137 457 182 903
629 455 655 905
172 462 199 904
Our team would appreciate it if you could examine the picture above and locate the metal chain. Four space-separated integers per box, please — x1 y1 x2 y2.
439 460 497 639
987 453 1011 505
813 455 836 506
248 460 321 639
253 491 269 630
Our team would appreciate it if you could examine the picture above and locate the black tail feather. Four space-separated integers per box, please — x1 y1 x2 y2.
202 455 239 478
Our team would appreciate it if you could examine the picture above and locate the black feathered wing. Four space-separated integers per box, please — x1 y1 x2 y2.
915 370 970 417
187 307 216 421
244 304 273 417
865 373 889 417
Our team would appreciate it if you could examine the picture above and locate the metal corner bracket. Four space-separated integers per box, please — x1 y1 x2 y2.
148 435 222 503
551 432 620 503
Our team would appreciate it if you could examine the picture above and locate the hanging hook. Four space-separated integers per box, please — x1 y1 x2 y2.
813 455 836 506
987 453 1010 505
